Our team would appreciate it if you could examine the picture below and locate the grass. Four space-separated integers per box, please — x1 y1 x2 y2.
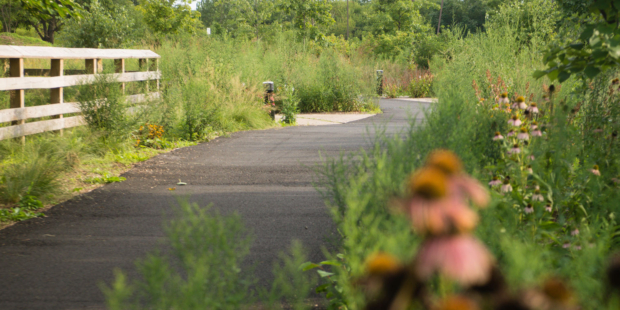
0 32 52 46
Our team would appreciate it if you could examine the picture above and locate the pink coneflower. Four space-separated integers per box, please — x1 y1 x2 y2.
545 205 552 212
415 235 494 286
498 92 509 104
524 204 534 214
526 165 533 174
529 155 535 160
492 131 504 140
563 243 570 249
527 102 539 113
532 129 542 137
591 165 600 176
507 129 516 137
532 189 544 201
501 178 512 193
405 167 479 235
488 177 502 186
517 127 529 140
508 115 522 126
519 101 528 110
425 150 490 208
508 143 521 154
571 229 579 236
574 245 582 250
530 121 538 130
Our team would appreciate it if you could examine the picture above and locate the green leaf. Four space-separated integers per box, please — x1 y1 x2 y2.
584 66 602 78
533 70 547 79
300 262 321 271
317 270 334 278
319 260 342 267
315 283 329 293
558 70 571 83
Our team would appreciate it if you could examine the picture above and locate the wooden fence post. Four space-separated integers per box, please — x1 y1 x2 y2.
9 58 24 143
50 59 64 135
149 58 158 92
114 59 125 93
85 59 97 74
139 58 148 93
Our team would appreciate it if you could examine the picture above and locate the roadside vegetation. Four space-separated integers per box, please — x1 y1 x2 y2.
10 0 620 309
100 0 620 309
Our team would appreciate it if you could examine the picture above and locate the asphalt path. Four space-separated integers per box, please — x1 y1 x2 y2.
0 99 429 310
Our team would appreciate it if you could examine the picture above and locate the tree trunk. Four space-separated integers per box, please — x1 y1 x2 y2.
437 0 444 34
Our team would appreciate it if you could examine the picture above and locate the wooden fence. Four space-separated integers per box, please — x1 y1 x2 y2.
0 46 161 141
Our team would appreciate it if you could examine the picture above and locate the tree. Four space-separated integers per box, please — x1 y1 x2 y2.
535 0 620 82
62 0 137 48
196 0 276 39
139 0 201 35
279 0 334 41
21 0 83 43
0 0 30 32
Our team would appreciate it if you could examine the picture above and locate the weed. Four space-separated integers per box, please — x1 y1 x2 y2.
84 173 127 184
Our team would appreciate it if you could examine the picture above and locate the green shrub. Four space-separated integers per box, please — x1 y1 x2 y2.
76 74 131 138
103 199 318 309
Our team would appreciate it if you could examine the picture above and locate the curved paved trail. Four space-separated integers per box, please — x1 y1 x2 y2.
0 99 428 310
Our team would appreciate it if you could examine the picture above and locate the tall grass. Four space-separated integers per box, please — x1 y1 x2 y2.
314 6 620 308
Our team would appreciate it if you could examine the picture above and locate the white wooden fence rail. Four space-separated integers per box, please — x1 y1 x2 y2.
0 45 161 141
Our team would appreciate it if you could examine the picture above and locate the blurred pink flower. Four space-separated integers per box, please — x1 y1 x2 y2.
507 129 516 137
493 132 504 140
508 115 522 126
415 235 493 286
527 102 539 113
531 130 542 137
508 144 521 154
545 205 552 212
406 196 478 236
532 190 544 201
488 177 502 186
524 204 534 214
530 122 538 130
526 165 533 174
500 179 512 193
517 128 529 140
571 229 579 236
590 165 600 176
563 243 570 249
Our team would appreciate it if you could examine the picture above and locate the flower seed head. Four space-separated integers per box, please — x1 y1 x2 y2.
426 149 463 175
542 278 573 304
365 252 401 276
409 167 448 199
516 96 525 102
